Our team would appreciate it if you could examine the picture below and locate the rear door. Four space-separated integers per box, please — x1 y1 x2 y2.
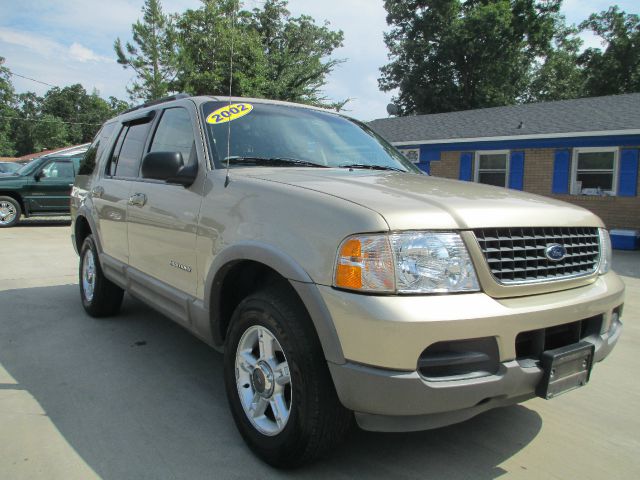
127 104 204 298
92 116 154 264
26 159 76 213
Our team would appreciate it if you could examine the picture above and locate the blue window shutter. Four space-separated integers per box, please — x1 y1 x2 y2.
419 149 439 175
508 151 525 190
619 149 639 196
552 150 571 194
422 150 440 162
459 152 473 181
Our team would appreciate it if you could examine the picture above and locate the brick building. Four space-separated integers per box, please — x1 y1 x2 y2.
370 94 640 230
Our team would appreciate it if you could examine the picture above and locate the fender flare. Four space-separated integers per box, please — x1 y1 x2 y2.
73 205 103 254
205 241 345 364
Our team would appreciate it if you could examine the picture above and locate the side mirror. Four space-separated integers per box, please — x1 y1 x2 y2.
34 171 43 181
141 151 197 187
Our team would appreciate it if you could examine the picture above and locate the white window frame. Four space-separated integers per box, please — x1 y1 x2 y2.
571 147 619 196
474 150 510 187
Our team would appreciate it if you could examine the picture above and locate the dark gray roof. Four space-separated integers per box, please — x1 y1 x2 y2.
369 93 640 143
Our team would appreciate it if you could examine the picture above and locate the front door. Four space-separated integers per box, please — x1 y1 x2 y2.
127 105 204 298
26 159 76 213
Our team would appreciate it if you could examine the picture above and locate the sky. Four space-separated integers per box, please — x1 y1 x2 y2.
0 0 638 121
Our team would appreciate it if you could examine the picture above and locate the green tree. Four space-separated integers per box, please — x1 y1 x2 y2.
526 24 586 102
41 84 87 144
173 0 267 97
9 85 125 156
118 0 345 109
12 92 44 156
41 84 127 144
114 0 178 101
579 6 640 96
108 96 130 114
379 0 563 114
31 114 69 152
0 56 17 156
248 0 345 107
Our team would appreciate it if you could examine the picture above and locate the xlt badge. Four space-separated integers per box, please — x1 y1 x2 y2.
170 260 192 272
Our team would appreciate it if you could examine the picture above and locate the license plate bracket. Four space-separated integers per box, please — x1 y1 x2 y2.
536 341 595 399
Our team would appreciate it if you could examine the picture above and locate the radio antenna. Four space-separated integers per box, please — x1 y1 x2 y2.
224 1 238 188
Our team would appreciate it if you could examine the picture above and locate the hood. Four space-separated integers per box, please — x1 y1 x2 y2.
0 174 22 183
238 169 602 230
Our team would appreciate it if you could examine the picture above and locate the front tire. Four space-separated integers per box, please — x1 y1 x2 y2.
79 235 124 317
0 196 21 228
224 283 352 468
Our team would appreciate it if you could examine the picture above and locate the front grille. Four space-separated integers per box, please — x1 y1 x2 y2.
474 227 600 284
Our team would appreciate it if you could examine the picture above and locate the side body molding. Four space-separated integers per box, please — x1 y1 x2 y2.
202 241 346 364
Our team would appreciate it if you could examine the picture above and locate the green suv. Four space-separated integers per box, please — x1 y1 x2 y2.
0 145 88 227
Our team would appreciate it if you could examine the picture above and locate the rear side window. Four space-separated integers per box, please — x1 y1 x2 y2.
78 123 116 175
109 121 152 178
149 108 195 162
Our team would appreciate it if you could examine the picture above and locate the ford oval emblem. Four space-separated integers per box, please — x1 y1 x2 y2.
545 243 567 262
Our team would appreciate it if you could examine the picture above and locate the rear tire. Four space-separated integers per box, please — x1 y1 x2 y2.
0 196 21 228
79 234 124 317
224 283 352 468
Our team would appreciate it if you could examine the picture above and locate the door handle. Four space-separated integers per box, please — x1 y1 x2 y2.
91 186 104 198
128 193 147 207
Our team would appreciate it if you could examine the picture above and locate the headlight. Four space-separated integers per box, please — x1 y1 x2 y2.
334 232 479 293
598 228 612 274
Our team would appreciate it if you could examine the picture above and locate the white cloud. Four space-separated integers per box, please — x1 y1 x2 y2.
69 42 112 63
0 27 132 100
0 27 62 56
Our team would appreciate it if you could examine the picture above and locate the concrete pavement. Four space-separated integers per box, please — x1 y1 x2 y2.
0 223 639 479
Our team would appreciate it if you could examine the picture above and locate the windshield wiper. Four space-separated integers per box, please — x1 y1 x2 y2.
225 156 328 168
339 163 405 172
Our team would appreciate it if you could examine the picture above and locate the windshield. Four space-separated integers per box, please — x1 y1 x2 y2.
16 157 45 176
201 101 421 173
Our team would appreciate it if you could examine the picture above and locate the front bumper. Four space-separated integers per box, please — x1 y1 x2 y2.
319 272 625 431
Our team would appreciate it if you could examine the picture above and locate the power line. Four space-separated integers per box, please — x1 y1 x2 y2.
0 115 102 126
7 71 57 88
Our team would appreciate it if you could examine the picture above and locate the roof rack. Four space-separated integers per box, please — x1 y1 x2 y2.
121 93 190 115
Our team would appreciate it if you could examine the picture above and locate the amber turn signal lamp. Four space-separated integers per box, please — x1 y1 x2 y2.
335 238 363 289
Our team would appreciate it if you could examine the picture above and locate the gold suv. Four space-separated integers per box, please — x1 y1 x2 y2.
71 95 625 467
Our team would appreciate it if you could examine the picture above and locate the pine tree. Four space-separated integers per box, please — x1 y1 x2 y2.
114 0 178 102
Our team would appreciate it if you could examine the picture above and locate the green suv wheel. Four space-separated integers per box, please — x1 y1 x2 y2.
0 196 21 228
223 283 352 468
79 235 124 317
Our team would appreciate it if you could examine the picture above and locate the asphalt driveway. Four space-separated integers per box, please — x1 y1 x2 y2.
0 224 638 479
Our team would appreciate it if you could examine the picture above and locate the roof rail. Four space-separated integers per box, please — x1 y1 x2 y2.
121 93 190 115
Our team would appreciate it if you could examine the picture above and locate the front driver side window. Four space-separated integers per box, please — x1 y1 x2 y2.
149 107 195 163
40 160 74 179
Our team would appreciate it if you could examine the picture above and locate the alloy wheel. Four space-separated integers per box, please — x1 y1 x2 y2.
235 325 292 436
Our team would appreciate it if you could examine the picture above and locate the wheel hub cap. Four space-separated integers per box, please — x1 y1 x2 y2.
251 361 274 397
82 250 96 301
235 325 292 436
0 201 16 225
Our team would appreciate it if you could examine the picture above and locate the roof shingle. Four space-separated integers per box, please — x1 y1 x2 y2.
369 93 640 143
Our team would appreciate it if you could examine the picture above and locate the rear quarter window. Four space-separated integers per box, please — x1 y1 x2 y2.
78 123 116 175
108 121 152 178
